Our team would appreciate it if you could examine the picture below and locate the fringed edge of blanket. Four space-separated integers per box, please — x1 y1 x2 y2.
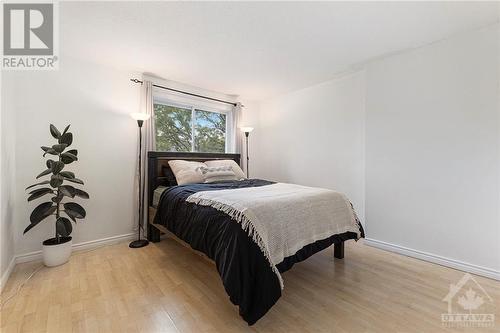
186 196 285 290
350 202 363 239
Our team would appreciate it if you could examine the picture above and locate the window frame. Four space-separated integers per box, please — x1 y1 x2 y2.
153 98 233 153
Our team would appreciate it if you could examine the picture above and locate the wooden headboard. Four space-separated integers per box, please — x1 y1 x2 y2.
147 151 241 206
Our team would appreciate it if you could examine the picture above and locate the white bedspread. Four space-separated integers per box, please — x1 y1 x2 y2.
186 182 360 288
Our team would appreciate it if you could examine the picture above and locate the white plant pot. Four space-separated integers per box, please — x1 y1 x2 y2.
42 236 72 267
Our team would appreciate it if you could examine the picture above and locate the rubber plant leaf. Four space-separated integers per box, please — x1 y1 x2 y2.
50 174 64 187
49 124 61 139
60 171 75 179
43 148 58 157
27 188 54 201
52 144 67 153
62 125 71 135
26 180 50 190
64 202 86 219
59 132 73 146
51 161 65 175
36 168 52 179
25 202 56 233
56 217 72 237
59 185 76 198
61 152 78 164
64 177 84 185
74 188 89 199
46 159 55 169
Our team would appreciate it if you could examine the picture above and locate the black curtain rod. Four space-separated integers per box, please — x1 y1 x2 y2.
130 79 239 107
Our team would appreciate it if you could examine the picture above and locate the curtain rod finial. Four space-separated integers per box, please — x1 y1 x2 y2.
130 78 143 84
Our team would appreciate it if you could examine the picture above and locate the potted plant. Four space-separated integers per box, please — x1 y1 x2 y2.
24 124 89 267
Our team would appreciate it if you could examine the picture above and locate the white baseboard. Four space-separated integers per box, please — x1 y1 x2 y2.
0 256 16 292
364 238 500 281
15 233 136 264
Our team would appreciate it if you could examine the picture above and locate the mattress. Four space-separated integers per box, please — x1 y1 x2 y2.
152 186 168 208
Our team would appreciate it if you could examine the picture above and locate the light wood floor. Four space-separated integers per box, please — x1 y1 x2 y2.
1 238 499 333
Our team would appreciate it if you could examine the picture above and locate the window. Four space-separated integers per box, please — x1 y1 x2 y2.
194 109 226 153
154 102 229 153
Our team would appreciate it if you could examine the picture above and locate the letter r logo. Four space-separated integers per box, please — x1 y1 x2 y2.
3 3 53 55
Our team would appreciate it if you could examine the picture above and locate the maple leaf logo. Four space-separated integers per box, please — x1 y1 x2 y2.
457 288 484 313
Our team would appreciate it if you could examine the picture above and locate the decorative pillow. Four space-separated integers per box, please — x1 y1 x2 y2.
198 166 238 183
168 160 206 185
205 160 246 180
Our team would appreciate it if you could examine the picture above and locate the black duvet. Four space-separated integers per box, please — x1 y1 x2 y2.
153 179 363 325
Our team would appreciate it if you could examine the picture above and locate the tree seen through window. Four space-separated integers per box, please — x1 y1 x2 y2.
154 103 226 153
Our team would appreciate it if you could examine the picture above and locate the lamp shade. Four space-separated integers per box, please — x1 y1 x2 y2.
130 113 151 121
240 126 254 133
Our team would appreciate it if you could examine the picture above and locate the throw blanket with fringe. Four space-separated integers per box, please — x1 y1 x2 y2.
186 182 361 289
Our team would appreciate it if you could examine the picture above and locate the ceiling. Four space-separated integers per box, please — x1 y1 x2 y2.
61 1 499 101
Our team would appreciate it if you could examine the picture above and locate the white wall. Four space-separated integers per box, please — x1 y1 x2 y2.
256 72 366 222
252 25 499 277
364 25 500 272
2 56 141 256
1 71 17 288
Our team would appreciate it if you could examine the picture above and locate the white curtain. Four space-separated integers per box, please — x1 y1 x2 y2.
135 80 155 233
232 102 244 166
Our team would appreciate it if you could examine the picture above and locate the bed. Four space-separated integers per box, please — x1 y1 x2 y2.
147 151 364 325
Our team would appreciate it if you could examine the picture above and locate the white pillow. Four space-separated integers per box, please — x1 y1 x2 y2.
198 166 238 183
168 160 206 185
205 160 246 180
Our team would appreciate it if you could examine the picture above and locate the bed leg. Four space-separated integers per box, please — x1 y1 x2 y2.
334 241 344 259
148 224 161 243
